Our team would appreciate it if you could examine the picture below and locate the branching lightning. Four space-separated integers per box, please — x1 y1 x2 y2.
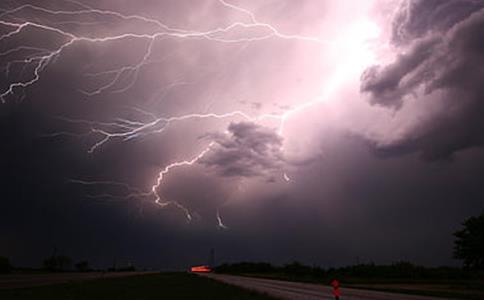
0 0 378 227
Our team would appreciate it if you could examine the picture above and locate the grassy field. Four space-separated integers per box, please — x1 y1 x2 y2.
0 272 275 300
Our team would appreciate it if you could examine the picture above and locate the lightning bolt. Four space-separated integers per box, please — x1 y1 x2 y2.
0 1 333 102
1 1 378 226
150 142 216 221
216 209 228 230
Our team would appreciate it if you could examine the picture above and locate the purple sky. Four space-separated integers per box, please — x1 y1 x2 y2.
1 0 484 269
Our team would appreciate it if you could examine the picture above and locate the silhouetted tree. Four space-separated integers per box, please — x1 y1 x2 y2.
56 256 72 270
0 256 12 273
215 262 276 274
75 261 90 272
282 261 313 277
43 255 72 272
454 211 484 269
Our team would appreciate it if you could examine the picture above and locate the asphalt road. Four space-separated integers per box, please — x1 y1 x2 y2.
0 272 156 289
201 274 454 300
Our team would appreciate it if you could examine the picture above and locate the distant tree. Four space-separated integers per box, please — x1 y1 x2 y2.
282 261 313 277
56 255 72 271
0 256 12 273
117 265 136 272
43 256 56 271
75 261 90 272
454 211 484 269
43 255 72 272
215 262 276 274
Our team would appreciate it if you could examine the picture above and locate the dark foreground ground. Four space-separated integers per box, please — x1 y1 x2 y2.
2 272 482 300
202 273 457 300
215 273 484 300
0 272 156 289
0 273 274 300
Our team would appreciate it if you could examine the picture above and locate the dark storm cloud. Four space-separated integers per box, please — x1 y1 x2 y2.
361 1 484 160
199 122 284 178
391 0 484 45
360 36 440 108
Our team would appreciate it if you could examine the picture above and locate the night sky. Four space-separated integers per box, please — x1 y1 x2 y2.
1 0 484 270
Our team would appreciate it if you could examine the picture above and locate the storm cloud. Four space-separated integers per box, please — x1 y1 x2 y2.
361 1 484 160
391 0 484 45
200 122 284 178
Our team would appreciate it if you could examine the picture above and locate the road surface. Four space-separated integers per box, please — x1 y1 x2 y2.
200 274 453 300
0 272 156 289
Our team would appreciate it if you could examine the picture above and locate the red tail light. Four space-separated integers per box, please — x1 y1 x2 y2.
191 265 212 273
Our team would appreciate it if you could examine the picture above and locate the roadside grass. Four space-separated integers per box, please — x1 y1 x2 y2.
346 283 484 300
0 272 275 300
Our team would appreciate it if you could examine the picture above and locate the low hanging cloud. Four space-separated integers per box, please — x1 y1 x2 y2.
361 0 484 160
199 121 285 178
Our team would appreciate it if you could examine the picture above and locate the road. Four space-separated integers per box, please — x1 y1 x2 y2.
200 274 454 300
0 272 156 289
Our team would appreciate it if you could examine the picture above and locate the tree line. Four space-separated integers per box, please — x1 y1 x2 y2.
0 253 137 273
215 261 483 282
216 210 484 280
1 210 483 275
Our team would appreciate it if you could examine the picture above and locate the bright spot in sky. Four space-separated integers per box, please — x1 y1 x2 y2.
339 19 381 66
283 173 291 182
320 19 381 102
280 18 381 162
